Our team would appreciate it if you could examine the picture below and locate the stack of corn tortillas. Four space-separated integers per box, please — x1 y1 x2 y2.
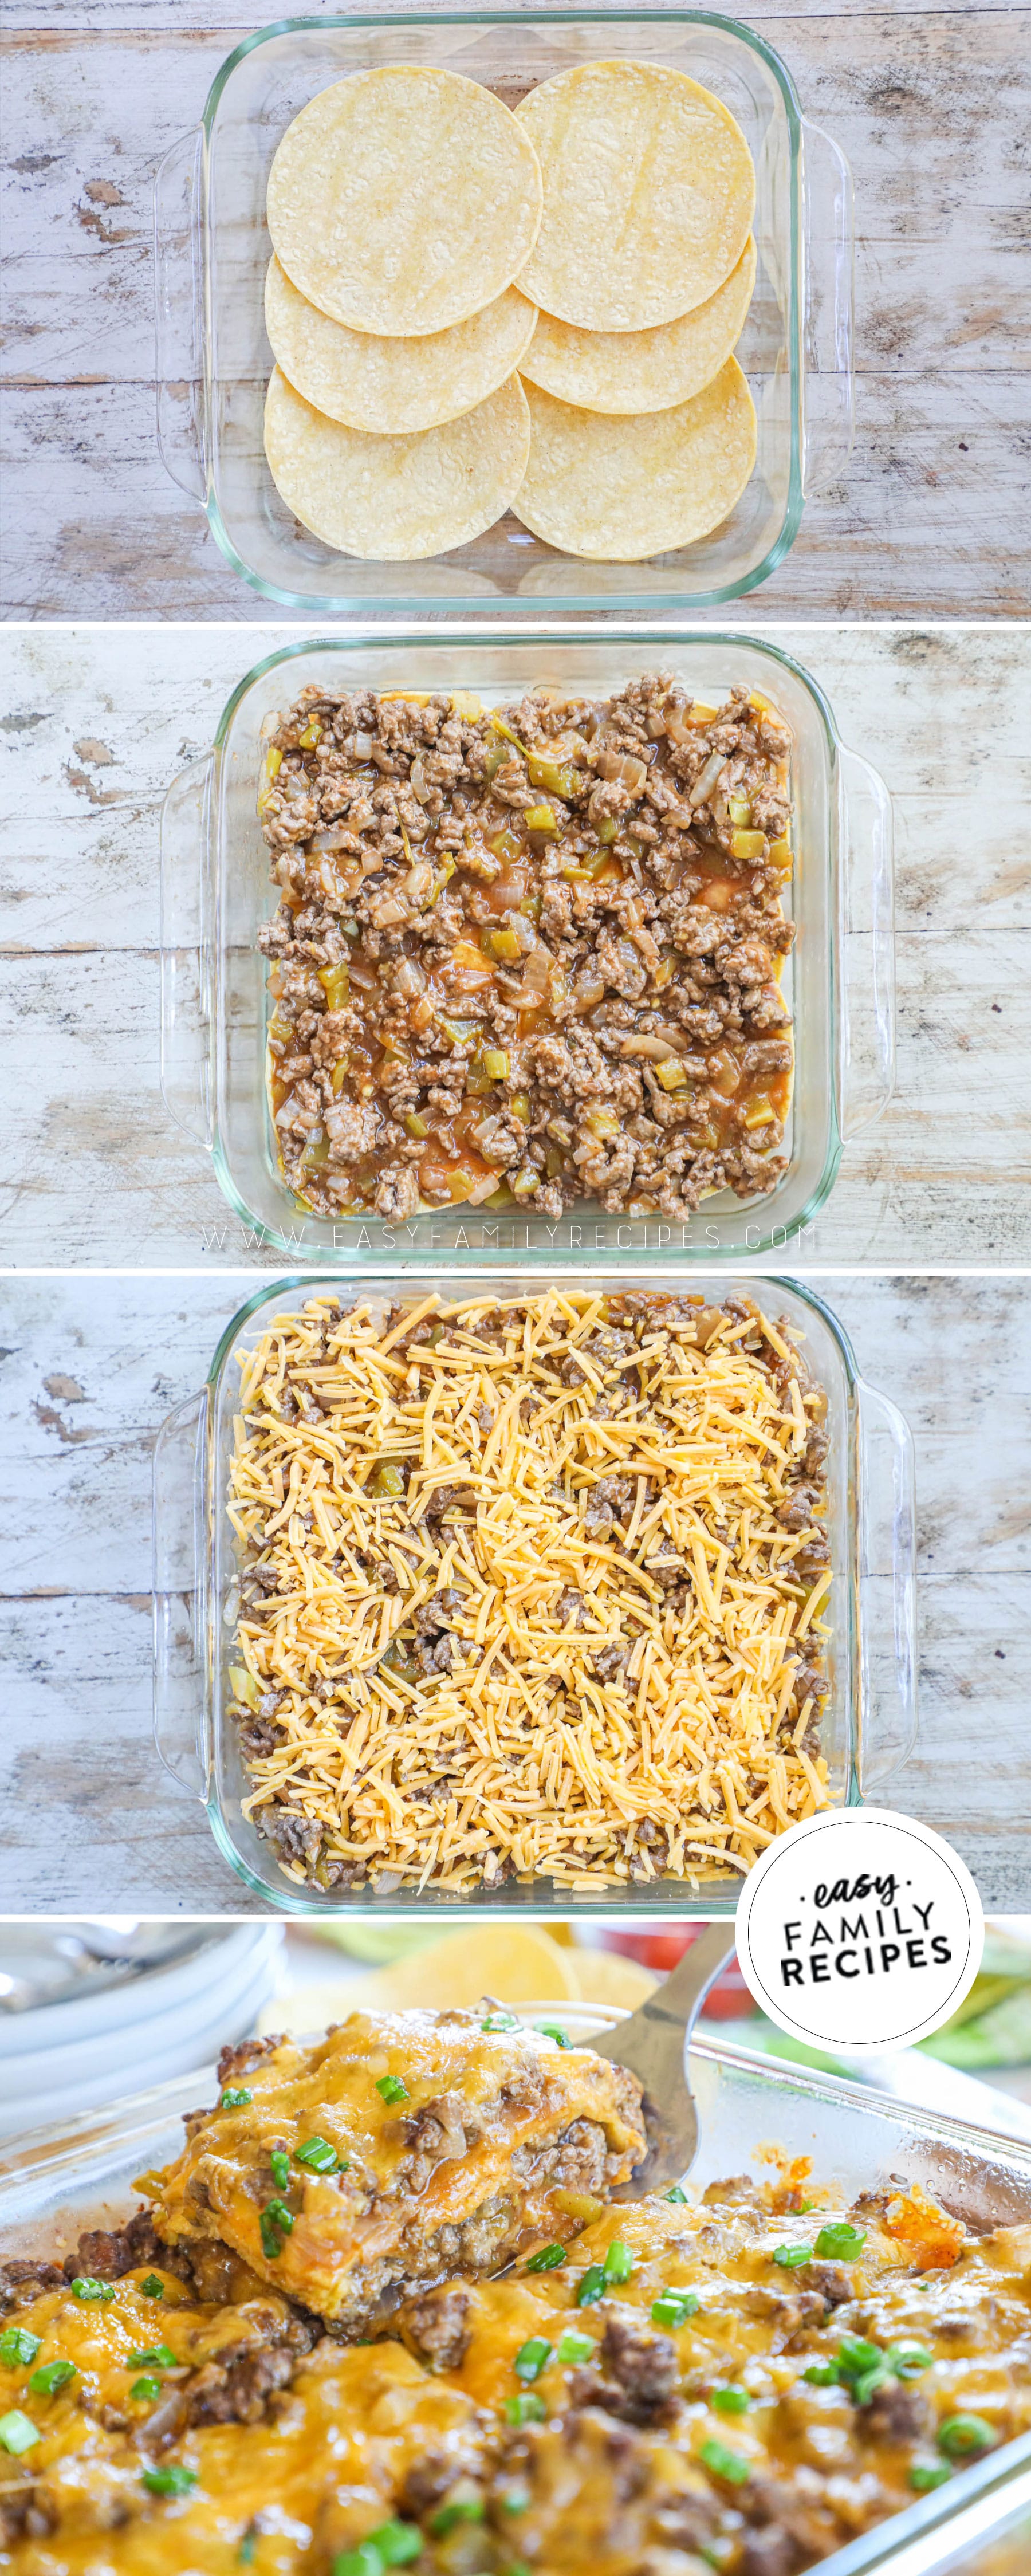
263 58 757 564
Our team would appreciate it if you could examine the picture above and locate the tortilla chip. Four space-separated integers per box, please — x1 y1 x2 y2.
514 361 757 560
266 65 543 337
515 60 754 331
265 257 538 435
263 364 531 560
519 239 755 416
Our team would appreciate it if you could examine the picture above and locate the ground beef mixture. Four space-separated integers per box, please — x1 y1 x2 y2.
257 676 795 1223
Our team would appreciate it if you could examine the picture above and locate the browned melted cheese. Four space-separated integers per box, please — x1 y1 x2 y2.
144 2013 645 2330
4 2089 1030 2574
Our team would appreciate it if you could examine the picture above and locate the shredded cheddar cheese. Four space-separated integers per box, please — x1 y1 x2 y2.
227 1289 833 1893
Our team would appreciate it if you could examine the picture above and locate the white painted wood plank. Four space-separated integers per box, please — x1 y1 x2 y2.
2 11 1029 615
0 1272 1027 1914
2 621 1029 1266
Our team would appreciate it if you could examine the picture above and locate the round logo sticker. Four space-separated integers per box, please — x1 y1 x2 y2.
735 1808 984 2053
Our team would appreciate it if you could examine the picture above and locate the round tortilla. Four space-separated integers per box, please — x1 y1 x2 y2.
514 60 754 331
263 364 532 561
265 257 538 435
518 239 755 416
266 66 543 337
514 361 757 561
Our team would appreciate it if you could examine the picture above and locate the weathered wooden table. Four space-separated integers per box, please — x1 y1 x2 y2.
2 0 1029 618
0 1270 1026 1912
2 620 1028 1265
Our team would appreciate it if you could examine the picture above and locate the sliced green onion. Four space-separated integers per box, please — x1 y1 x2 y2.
525 2244 565 2274
665 2185 688 2205
143 2463 199 2496
576 2264 606 2307
711 2386 750 2414
269 2148 291 2191
540 2023 570 2049
771 2244 813 2270
220 2088 253 2109
505 2391 546 2425
376 2075 408 2105
375 2523 423 2565
129 2347 176 2370
603 2240 633 2286
938 2415 997 2459
140 2275 164 2299
699 2438 750 2486
429 2499 485 2537
814 2223 867 2259
556 2331 595 2366
887 2341 934 2378
70 2278 115 2304
294 2136 339 2174
0 2411 39 2455
836 2336 883 2378
910 2462 952 2491
855 2365 892 2406
802 2362 840 2387
513 2338 552 2384
651 2291 699 2329
29 2361 76 2397
131 2376 163 2403
499 2487 530 2515
0 2329 41 2369
482 2011 520 2033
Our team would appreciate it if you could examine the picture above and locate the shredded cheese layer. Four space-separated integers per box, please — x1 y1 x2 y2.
227 1289 832 1892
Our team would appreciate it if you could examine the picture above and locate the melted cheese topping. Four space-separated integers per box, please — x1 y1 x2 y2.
4 2187 1031 2574
144 2012 644 2327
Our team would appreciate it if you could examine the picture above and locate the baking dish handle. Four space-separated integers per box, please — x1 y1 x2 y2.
855 1379 918 1795
152 1387 211 1801
154 127 208 503
839 742 896 1138
160 751 215 1150
800 118 856 498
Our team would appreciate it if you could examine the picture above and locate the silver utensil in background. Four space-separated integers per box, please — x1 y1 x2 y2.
592 1923 738 2192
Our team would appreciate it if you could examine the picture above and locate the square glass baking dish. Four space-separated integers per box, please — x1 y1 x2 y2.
153 10 855 615
3 2022 1030 2576
152 1267 917 1917
160 630 894 1267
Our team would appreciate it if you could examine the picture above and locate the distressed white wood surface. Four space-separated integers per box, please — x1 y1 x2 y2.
2 2 1029 617
2 620 1029 1266
0 1270 1026 1913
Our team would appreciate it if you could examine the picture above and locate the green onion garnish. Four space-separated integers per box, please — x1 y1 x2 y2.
575 2264 606 2307
70 2278 115 2304
556 2331 595 2366
505 2391 546 2425
376 2076 408 2105
910 2463 951 2491
429 2499 485 2537
0 2411 39 2455
540 2024 570 2049
220 2088 253 2109
0 2329 41 2369
269 2149 291 2190
814 2223 867 2259
294 2137 339 2174
771 2244 813 2270
803 2362 840 2386
29 2361 76 2397
711 2386 750 2414
140 2275 164 2299
142 2463 199 2496
603 2240 633 2285
665 2185 688 2204
699 2438 750 2486
525 2243 565 2274
937 2416 997 2459
513 2338 552 2383
131 2376 163 2403
651 2291 699 2329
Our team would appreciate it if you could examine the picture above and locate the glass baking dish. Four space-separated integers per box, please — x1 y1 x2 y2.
160 630 893 1267
3 2017 1030 2576
152 10 854 615
151 1266 917 1917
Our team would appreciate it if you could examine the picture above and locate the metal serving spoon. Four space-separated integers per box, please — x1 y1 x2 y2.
591 1922 738 2196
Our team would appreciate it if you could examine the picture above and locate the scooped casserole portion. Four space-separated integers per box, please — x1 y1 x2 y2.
140 2013 646 2334
226 1286 833 1897
3 2024 1029 2574
258 675 795 1224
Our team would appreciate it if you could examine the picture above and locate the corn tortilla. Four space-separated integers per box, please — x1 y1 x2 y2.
515 60 754 331
514 361 757 561
265 258 538 435
518 238 755 416
263 364 531 561
266 66 543 337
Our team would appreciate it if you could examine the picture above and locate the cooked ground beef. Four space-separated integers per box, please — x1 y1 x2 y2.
258 678 796 1224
